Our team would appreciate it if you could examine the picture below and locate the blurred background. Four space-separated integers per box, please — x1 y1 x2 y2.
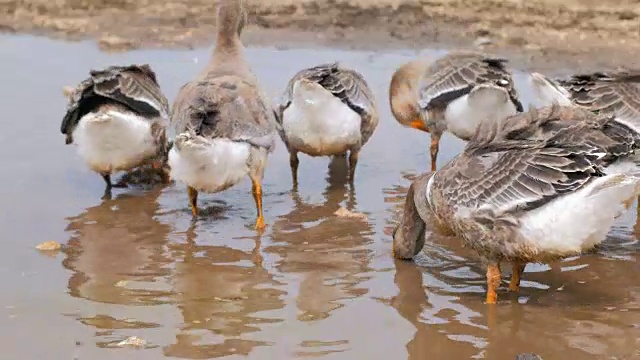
1 0 638 70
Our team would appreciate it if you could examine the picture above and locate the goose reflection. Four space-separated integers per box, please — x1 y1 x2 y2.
164 223 285 359
477 259 640 359
61 187 172 331
62 187 172 304
391 223 640 359
267 156 374 324
392 259 481 359
382 171 419 236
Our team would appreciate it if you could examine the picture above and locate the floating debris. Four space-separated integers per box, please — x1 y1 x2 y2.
334 207 367 220
117 336 146 348
97 35 138 53
473 36 493 48
115 280 128 288
524 43 543 51
35 241 61 251
515 353 543 360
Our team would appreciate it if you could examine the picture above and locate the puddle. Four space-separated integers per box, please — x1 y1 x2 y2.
1 34 639 359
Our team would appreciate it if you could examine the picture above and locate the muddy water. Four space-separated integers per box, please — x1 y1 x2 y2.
1 34 639 359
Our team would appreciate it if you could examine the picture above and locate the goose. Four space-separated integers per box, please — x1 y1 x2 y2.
168 0 276 230
393 104 640 304
389 51 523 171
61 64 170 198
530 70 640 216
529 70 640 132
274 63 378 186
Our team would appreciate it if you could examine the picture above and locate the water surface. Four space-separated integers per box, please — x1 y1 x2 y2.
1 34 639 359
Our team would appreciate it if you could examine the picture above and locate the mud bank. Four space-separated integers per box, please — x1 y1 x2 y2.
1 0 639 72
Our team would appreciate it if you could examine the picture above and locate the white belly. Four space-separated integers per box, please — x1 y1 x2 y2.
282 80 362 156
444 85 518 140
72 110 159 173
168 136 250 193
517 166 640 257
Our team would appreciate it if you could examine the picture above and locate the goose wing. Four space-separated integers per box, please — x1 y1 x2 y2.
418 52 523 113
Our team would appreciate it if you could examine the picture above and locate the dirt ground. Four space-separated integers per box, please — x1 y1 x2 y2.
1 0 639 72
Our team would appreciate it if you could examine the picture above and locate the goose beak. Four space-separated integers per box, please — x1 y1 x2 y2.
409 119 430 132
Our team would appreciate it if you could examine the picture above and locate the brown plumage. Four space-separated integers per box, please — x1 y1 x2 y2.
389 51 523 172
167 0 276 230
60 64 170 198
393 104 640 304
171 78 276 149
274 62 378 186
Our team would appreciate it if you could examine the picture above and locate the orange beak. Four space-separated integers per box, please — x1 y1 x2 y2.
409 119 430 132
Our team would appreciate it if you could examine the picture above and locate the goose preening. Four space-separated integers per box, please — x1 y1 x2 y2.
61 64 170 198
274 62 379 187
393 104 640 304
390 51 524 172
167 0 277 230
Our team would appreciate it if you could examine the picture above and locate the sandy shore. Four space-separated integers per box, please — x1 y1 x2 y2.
1 0 639 72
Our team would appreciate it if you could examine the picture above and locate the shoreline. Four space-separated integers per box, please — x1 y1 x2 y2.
1 0 639 73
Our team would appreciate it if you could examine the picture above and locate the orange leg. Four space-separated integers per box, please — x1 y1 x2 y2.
430 133 441 172
509 261 527 292
251 177 266 230
188 186 198 217
485 263 501 304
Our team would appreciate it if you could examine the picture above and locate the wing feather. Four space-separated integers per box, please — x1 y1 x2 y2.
276 62 378 145
557 71 640 126
433 105 640 218
418 52 523 112
171 76 276 151
60 64 169 140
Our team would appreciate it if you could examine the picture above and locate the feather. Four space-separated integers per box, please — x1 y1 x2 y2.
434 105 639 218
276 62 378 146
61 64 169 140
171 76 276 152
417 51 523 113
